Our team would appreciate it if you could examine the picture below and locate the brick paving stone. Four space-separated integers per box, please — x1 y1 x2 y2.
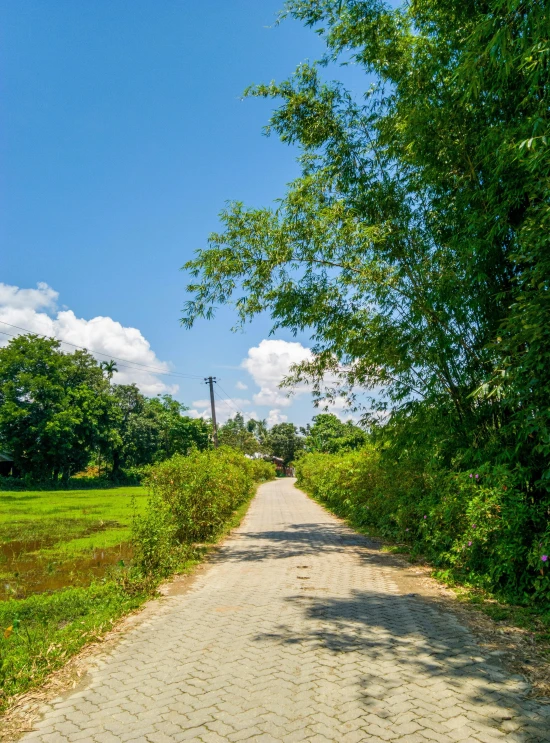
18 479 550 742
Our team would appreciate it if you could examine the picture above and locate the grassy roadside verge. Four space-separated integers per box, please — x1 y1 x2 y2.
0 456 270 716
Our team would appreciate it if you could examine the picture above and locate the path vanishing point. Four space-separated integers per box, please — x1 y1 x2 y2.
20 479 550 742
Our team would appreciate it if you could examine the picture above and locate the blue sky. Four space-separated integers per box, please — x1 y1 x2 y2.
0 1 366 426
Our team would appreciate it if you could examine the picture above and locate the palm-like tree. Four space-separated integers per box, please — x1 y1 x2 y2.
256 419 269 444
100 359 118 382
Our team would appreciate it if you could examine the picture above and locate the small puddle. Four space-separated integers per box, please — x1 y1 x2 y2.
0 524 133 600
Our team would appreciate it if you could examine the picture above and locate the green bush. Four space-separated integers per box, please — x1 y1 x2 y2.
296 450 550 606
131 493 177 577
133 447 274 569
246 458 277 483
144 447 255 543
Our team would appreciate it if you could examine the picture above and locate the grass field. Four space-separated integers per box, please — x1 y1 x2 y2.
0 487 148 600
0 485 257 714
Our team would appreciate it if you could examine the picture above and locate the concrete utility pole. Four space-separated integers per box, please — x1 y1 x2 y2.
205 376 218 448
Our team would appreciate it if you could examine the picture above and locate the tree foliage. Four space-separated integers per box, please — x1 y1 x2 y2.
303 413 366 453
266 422 304 464
0 335 210 482
107 386 210 476
182 0 550 491
0 336 111 481
218 413 264 455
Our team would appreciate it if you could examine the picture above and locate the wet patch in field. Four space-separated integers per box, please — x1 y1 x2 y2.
0 524 133 600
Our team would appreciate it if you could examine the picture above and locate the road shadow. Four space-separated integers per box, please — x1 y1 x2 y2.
216 521 379 563
253 588 550 740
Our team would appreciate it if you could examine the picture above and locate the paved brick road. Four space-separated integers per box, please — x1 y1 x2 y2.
22 479 550 742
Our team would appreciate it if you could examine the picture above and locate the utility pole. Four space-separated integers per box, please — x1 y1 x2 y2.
205 376 218 448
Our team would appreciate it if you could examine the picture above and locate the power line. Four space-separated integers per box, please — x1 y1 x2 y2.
213 389 241 419
0 319 203 380
213 390 256 429
216 381 262 423
215 381 249 418
214 384 256 423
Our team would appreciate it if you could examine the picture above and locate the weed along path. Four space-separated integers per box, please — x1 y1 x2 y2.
19 479 550 743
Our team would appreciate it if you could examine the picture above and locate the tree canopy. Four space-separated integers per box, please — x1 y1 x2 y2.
106 386 210 477
0 336 111 481
0 335 210 482
182 0 550 491
217 413 262 455
303 413 366 454
267 422 304 464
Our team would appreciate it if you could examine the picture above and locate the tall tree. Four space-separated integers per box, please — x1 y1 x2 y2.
303 413 366 454
266 423 304 465
246 418 269 447
100 359 118 382
107 387 210 477
0 335 111 481
182 0 550 488
218 413 261 455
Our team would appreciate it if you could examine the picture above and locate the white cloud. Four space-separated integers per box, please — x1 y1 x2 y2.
0 282 58 311
188 397 254 424
235 381 248 390
266 409 288 426
0 282 177 396
241 339 313 408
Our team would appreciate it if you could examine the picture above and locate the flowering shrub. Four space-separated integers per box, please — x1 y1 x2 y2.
296 451 550 605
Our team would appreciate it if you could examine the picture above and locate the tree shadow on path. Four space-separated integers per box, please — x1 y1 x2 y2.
255 588 550 741
223 519 550 741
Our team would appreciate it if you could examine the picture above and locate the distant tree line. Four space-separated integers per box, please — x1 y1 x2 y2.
0 335 209 483
0 335 368 484
217 411 366 464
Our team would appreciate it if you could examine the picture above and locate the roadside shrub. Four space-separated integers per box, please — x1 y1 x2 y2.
296 450 550 605
143 447 257 544
246 458 276 483
130 447 273 577
131 493 176 577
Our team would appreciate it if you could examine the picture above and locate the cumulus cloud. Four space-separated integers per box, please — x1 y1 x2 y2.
0 282 177 396
188 397 255 424
241 339 313 408
235 381 248 390
266 409 288 426
0 282 58 312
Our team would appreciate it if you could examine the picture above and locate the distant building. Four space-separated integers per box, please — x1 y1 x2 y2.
0 452 16 477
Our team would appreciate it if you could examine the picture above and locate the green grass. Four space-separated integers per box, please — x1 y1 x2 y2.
0 581 148 711
0 484 260 714
0 487 148 542
0 487 148 599
0 484 153 712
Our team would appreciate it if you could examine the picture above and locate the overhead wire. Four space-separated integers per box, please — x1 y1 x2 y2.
213 387 255 423
0 323 256 412
214 381 256 422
